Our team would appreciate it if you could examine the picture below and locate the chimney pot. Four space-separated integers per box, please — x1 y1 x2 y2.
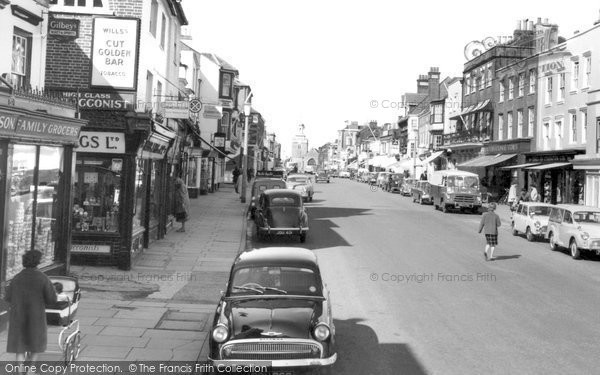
543 18 549 24
537 17 542 24
528 20 534 30
521 20 527 30
516 20 521 30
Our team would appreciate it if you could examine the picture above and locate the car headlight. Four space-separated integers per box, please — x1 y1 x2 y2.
313 323 330 341
212 324 229 343
581 231 590 240
475 196 481 203
534 221 541 228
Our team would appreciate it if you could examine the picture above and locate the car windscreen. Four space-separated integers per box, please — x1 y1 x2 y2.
573 211 600 224
391 174 403 181
447 176 479 189
270 196 300 206
230 266 320 296
530 206 552 216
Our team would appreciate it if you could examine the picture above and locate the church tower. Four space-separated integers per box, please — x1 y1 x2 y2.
291 124 309 158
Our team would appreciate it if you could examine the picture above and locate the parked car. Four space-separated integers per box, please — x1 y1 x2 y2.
339 171 351 178
286 175 314 202
376 172 390 189
400 178 415 196
368 172 378 185
412 180 432 204
546 204 600 259
511 202 554 241
383 173 403 193
429 170 482 214
208 247 337 373
254 190 309 242
316 171 330 183
250 178 287 218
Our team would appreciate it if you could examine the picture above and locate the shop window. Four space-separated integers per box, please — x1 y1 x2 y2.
11 28 32 89
72 156 121 233
6 145 63 280
134 159 147 232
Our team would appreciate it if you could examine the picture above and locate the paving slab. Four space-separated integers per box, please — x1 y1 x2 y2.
100 327 146 337
93 317 160 328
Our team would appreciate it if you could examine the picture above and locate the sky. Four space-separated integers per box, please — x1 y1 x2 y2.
181 0 600 158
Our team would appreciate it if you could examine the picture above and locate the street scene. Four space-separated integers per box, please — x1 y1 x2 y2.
2 0 600 374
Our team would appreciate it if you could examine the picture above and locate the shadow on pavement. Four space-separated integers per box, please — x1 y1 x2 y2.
332 318 428 375
491 255 522 261
306 206 372 220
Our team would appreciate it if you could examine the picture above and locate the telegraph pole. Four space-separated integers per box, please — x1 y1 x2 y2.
240 90 253 203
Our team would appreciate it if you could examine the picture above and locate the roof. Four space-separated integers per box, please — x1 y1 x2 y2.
234 247 318 269
200 53 238 72
262 189 302 198
555 204 600 212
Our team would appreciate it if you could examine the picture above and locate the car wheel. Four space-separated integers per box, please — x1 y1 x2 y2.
300 233 307 243
526 227 535 242
549 232 558 251
511 222 518 236
419 196 423 205
412 195 416 203
570 239 581 259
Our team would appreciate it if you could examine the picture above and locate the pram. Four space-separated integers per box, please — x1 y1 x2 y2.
45 276 82 364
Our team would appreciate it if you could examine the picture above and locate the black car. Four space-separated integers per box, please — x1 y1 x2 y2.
249 178 287 218
209 247 337 374
254 190 309 243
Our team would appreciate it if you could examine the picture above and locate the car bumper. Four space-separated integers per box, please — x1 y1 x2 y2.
257 227 309 235
209 353 337 368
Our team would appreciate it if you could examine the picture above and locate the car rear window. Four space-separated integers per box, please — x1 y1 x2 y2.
270 196 299 206
530 206 551 216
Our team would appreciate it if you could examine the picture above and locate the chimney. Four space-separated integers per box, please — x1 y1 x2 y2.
417 75 429 94
528 21 534 31
516 20 522 30
537 17 542 24
428 67 440 100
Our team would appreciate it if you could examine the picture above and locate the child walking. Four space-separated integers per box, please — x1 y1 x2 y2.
478 202 501 261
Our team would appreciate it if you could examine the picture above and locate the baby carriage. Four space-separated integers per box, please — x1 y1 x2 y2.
45 276 82 364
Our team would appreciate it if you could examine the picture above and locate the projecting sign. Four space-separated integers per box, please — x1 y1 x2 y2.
91 17 140 90
77 131 126 153
161 100 190 119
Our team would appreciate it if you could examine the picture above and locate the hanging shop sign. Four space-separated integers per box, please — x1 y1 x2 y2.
90 17 140 90
48 18 80 41
161 100 190 119
203 105 223 119
0 110 82 142
214 132 226 154
139 133 171 160
218 98 234 109
54 90 134 111
77 131 126 153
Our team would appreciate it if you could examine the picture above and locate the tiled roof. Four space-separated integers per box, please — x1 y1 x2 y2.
200 53 238 72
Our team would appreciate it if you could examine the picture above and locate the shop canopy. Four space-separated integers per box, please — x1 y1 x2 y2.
368 155 398 168
524 162 572 170
500 162 541 170
388 158 422 173
422 150 445 164
458 153 517 168
347 161 359 170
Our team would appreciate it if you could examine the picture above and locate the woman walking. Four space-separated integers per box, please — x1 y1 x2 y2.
174 177 190 232
5 250 57 365
478 203 502 261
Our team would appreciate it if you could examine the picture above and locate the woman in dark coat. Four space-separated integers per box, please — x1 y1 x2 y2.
5 250 57 363
174 177 190 232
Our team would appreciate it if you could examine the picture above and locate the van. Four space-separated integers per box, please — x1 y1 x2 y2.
429 170 482 214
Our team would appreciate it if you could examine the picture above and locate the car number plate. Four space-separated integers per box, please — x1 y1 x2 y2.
276 230 293 235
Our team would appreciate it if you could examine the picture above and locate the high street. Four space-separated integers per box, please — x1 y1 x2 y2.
249 178 600 375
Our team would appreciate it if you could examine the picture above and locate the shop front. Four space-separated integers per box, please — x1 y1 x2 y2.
0 103 85 327
524 150 586 204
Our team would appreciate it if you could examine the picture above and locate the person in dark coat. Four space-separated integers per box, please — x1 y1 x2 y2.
5 250 57 363
232 165 241 193
174 177 190 232
478 202 502 261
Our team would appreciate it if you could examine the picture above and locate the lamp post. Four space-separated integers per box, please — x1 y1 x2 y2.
241 101 252 203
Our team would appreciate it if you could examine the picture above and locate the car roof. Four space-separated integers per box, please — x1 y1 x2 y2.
555 204 600 212
234 247 318 269
262 189 302 198
520 202 554 207
253 178 286 184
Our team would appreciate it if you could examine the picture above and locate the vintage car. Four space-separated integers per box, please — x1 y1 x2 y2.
511 202 554 241
400 178 415 196
316 171 330 183
208 247 337 374
429 170 482 214
546 204 600 259
368 172 379 185
286 175 314 202
254 190 309 242
376 172 390 189
411 180 432 204
384 173 404 193
338 171 350 178
250 178 287 218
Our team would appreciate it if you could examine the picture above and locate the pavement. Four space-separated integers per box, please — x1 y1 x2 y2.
0 183 250 362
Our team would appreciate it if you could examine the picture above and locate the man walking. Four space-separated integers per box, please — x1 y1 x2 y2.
232 165 241 193
478 202 501 261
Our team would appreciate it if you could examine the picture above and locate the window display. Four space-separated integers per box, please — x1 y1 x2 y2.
5 145 62 279
73 156 120 233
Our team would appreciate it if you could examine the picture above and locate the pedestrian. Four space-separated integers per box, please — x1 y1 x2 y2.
5 250 58 365
508 182 518 211
518 188 528 203
478 202 501 261
420 171 427 181
174 177 190 232
527 186 540 202
247 168 254 183
232 165 241 194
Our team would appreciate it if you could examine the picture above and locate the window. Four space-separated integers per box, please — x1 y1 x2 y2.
570 112 577 143
220 73 232 98
582 111 587 143
572 60 579 90
585 56 592 87
517 110 523 138
508 77 514 99
145 71 153 110
555 120 562 148
160 13 166 49
529 69 536 93
558 73 565 101
486 64 493 87
545 77 553 104
53 0 108 12
431 104 443 123
434 134 443 148
477 68 483 91
518 73 525 97
597 117 600 153
499 80 505 102
220 111 231 137
507 112 513 140
11 28 32 89
498 114 504 141
150 0 158 36
465 74 471 95
543 122 550 150
156 81 162 103
528 107 535 137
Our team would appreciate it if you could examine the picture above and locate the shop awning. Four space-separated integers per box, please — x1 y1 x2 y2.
347 161 359 170
458 153 517 168
524 162 572 170
500 162 541 170
450 100 492 120
422 150 444 164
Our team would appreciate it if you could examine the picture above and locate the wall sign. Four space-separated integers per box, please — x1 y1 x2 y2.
55 90 134 110
71 244 111 254
0 110 82 142
91 17 140 90
77 131 126 153
49 18 80 41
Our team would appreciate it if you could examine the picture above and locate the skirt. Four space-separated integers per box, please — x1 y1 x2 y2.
485 234 498 246
175 212 188 222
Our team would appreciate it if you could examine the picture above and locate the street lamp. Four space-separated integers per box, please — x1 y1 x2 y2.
413 129 419 179
241 101 252 203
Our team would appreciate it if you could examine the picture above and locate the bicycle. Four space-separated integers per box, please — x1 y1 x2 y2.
497 188 510 205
